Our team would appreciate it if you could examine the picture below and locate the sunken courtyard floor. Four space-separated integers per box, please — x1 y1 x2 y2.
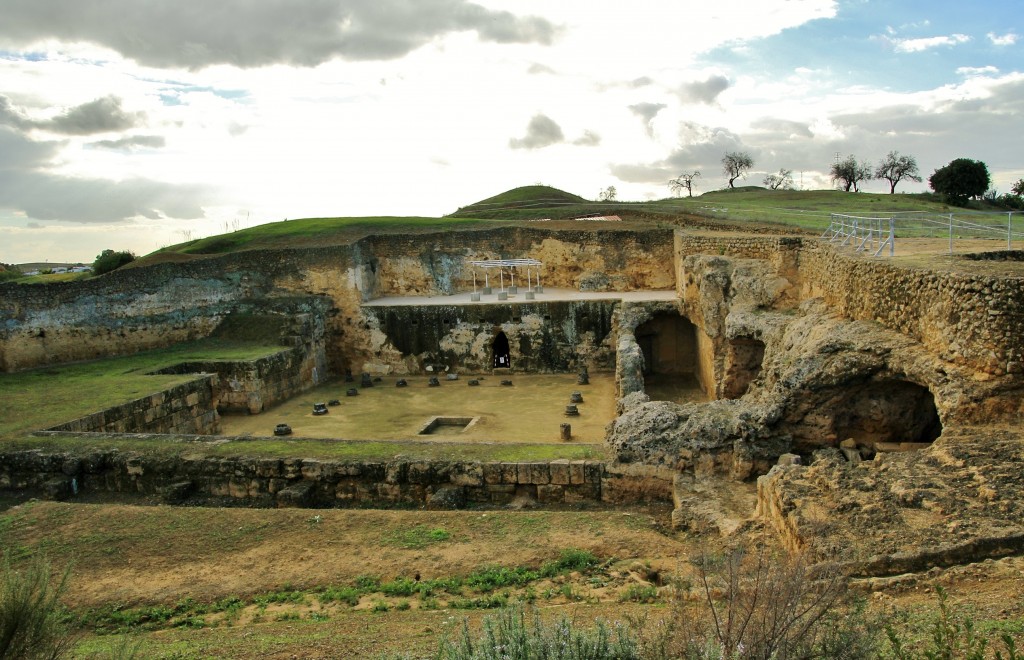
219 373 628 443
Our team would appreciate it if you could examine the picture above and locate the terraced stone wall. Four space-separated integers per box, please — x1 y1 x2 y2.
44 379 219 436
0 446 673 508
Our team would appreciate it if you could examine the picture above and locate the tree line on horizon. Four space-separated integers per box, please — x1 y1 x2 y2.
666 151 1024 210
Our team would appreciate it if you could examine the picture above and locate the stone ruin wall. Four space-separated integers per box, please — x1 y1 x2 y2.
45 377 220 436
0 446 674 509
674 232 1024 379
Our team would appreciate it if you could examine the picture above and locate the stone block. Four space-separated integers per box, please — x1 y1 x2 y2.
385 461 408 484
276 481 315 507
564 483 600 503
407 461 434 484
528 462 550 484
450 463 483 487
549 460 571 485
499 462 519 484
583 461 603 484
569 461 586 484
426 486 466 510
537 484 564 504
482 462 503 485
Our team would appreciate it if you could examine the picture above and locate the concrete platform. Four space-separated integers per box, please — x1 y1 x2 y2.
363 287 677 307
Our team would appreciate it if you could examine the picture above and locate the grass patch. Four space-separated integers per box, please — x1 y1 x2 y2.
382 525 452 550
149 216 503 257
0 339 284 439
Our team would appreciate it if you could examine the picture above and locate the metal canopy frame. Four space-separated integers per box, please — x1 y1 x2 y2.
467 259 544 292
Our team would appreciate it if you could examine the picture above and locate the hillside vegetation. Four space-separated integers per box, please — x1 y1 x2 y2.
111 185 1023 268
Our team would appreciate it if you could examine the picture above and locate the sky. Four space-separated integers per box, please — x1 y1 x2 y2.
0 0 1021 264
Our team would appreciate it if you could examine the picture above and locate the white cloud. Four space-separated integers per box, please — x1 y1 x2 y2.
988 32 1018 47
892 33 971 53
957 66 999 77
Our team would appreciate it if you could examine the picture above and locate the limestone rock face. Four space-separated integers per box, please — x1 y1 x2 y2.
608 293 1020 479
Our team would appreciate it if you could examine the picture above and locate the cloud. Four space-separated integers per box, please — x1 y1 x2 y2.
0 126 210 223
0 94 144 135
608 162 675 185
572 130 601 146
48 96 144 135
628 102 666 137
956 65 999 77
750 117 814 139
677 75 730 104
527 63 556 75
988 32 1018 47
89 135 167 150
509 114 564 149
892 33 971 53
0 0 558 69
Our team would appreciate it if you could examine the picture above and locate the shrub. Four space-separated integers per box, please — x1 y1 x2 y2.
665 545 879 659
437 604 640 659
91 249 136 276
0 554 75 660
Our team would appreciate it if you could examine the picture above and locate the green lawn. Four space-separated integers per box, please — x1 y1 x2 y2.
0 339 284 439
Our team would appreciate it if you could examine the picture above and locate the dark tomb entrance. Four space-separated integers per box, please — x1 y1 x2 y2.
492 331 511 369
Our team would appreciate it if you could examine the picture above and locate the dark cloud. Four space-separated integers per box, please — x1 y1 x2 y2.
628 102 666 137
572 130 601 146
678 75 730 104
0 0 558 69
90 135 167 150
509 114 564 149
0 126 210 223
0 94 144 135
607 123 749 188
49 96 143 135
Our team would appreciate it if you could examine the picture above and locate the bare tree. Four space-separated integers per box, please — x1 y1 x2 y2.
763 168 794 190
598 185 617 201
830 155 872 192
722 151 754 188
669 171 701 197
874 151 922 194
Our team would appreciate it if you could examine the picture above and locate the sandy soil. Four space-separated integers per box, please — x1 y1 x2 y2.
219 374 619 443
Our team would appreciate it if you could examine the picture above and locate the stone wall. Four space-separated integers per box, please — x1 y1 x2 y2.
0 445 673 509
153 348 323 415
361 299 618 374
44 379 220 435
673 232 1024 378
797 242 1024 376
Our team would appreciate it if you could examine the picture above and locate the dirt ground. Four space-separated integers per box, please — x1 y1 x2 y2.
219 374 620 443
4 500 1023 658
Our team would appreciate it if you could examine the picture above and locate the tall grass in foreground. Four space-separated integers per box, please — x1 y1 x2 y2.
0 554 73 660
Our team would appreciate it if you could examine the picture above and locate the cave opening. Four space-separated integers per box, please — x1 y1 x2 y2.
635 313 705 403
723 338 766 399
492 331 511 369
833 380 942 450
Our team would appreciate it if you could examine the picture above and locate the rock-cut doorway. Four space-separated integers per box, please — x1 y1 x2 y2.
492 331 511 369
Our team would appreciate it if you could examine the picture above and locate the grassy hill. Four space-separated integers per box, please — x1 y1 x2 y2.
125 185 1021 266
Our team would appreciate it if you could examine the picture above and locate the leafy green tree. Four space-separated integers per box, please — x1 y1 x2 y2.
722 151 754 188
1011 178 1024 197
92 249 136 276
875 151 922 194
830 155 872 192
929 158 991 206
0 264 20 283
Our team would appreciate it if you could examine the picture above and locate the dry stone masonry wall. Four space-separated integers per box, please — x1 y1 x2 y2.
0 445 673 509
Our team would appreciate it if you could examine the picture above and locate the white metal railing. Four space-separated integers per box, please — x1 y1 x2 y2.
822 214 895 257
